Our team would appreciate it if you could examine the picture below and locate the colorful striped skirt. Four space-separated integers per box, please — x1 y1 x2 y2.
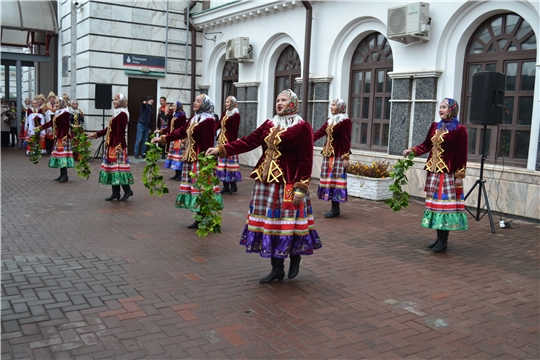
98 147 134 186
317 156 347 202
240 181 322 258
216 155 243 182
164 139 184 171
175 161 223 211
48 138 74 168
421 172 468 231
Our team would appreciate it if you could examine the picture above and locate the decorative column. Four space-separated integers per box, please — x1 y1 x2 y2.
234 81 259 139
296 76 333 147
387 76 413 156
387 71 441 156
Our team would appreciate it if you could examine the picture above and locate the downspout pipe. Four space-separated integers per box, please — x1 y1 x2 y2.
165 0 169 74
184 1 197 114
70 4 77 101
301 1 312 122
191 22 197 110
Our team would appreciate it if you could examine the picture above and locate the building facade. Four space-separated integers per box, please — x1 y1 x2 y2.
191 0 539 220
55 0 203 153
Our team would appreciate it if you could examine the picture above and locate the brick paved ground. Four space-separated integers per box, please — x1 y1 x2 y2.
1 148 539 359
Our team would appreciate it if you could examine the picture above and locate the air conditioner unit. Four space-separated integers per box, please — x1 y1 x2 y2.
387 2 430 44
226 37 250 60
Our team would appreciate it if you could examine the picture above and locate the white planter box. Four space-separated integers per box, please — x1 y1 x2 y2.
347 174 393 201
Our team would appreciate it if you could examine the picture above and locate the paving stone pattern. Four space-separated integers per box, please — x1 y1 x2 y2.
1 148 539 359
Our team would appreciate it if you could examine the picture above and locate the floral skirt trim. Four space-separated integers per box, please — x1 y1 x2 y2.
174 161 223 211
174 189 223 212
240 224 322 259
216 155 243 182
421 172 468 230
98 146 134 185
239 181 322 258
317 156 347 202
98 171 135 186
164 140 184 170
421 211 468 230
48 139 74 168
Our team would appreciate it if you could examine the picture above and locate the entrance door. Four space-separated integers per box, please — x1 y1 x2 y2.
127 78 157 155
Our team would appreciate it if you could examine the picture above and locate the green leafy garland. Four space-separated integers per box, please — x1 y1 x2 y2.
72 127 92 179
28 131 42 164
190 152 222 237
385 153 415 212
142 135 169 196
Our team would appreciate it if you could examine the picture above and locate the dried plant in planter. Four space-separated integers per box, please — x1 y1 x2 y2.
347 160 392 178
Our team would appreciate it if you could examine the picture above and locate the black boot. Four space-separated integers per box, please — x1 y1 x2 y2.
428 232 440 249
170 170 181 180
288 255 301 279
105 185 121 201
54 168 63 181
220 182 230 194
58 168 69 183
433 230 449 253
120 185 133 201
227 182 238 194
187 213 201 229
260 258 285 283
324 201 340 218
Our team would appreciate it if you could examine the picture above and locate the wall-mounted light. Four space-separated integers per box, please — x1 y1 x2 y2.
73 0 84 13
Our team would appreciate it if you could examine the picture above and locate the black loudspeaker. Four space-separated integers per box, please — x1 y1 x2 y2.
469 71 505 125
95 84 112 110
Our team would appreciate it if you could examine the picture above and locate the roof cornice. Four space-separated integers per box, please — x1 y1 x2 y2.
191 1 303 31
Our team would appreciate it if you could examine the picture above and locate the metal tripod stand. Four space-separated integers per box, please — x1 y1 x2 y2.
464 124 495 233
90 109 106 162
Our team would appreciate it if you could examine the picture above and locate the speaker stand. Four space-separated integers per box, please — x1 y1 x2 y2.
90 109 106 162
464 124 495 233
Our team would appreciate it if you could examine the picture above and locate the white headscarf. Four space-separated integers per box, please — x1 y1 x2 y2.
225 96 239 117
271 89 303 129
327 98 349 125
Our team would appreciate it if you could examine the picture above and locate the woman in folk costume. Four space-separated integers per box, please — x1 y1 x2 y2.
206 89 322 283
403 98 468 253
69 100 85 160
152 94 223 229
19 98 31 145
24 99 46 154
42 92 57 154
313 98 352 218
156 100 187 181
69 100 84 127
89 93 134 201
216 95 243 195
37 97 74 183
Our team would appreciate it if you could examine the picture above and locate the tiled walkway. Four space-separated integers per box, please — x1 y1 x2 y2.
1 148 539 359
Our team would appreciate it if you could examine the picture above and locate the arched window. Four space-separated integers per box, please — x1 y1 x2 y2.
222 61 238 113
463 13 536 166
349 33 393 151
274 45 301 107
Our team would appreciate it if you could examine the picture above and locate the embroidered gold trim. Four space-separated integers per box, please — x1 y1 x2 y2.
426 128 450 173
104 114 116 146
217 115 229 145
251 126 286 183
321 124 335 157
182 121 198 162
